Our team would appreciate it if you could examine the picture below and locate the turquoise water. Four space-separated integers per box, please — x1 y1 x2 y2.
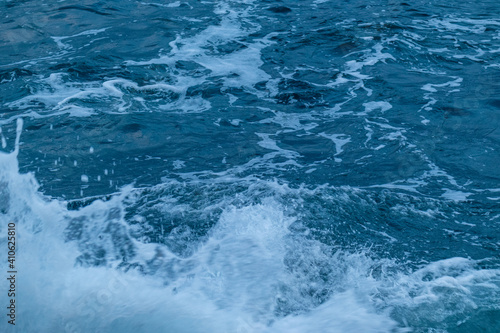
1 0 500 332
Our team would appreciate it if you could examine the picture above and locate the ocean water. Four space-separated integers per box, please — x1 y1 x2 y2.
1 0 500 332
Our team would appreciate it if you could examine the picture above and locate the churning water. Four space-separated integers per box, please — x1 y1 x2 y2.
1 0 500 332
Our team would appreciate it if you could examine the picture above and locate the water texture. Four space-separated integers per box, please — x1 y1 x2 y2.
1 0 500 332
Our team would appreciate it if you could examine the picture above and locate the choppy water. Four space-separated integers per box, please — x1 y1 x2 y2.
1 0 500 332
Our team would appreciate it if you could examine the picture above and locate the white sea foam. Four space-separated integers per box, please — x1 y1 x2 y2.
6 1 274 119
126 2 272 93
259 110 318 132
0 126 6 149
418 77 463 113
361 101 392 115
319 132 351 162
1 135 499 332
5 73 204 117
441 189 473 202
51 28 109 50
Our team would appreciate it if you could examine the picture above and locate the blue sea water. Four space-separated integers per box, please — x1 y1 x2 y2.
1 0 500 332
